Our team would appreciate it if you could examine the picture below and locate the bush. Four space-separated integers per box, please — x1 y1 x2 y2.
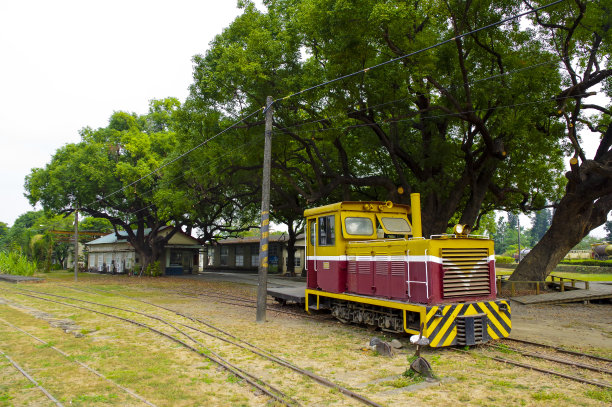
560 259 612 267
144 261 162 277
495 256 515 264
0 251 38 276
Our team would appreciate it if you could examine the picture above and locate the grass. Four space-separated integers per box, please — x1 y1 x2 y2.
0 273 609 406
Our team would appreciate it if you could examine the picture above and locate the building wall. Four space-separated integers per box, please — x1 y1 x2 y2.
204 240 305 275
86 242 199 275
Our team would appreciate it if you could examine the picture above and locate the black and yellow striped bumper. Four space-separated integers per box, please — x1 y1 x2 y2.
425 300 511 347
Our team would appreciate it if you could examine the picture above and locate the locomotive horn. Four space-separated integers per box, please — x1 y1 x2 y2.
385 201 393 208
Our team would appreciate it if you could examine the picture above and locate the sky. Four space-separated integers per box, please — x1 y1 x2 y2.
0 1 607 237
0 0 255 227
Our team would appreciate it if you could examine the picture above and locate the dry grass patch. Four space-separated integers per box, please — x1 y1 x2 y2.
2 273 610 406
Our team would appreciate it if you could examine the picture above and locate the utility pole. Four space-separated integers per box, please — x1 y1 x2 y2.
256 96 273 323
74 207 79 282
517 214 521 263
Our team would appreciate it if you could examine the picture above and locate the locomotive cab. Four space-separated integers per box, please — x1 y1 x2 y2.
304 194 511 347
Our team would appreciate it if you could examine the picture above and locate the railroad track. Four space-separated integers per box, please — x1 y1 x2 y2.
456 339 612 389
0 347 64 406
503 337 612 364
73 283 330 321
2 285 383 407
0 317 158 407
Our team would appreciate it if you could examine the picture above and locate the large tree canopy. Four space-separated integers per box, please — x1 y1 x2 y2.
182 0 568 239
25 99 188 269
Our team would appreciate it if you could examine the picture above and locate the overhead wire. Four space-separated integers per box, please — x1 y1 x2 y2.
81 0 566 214
267 0 566 109
271 93 593 137
270 57 569 135
120 135 266 217
85 107 264 209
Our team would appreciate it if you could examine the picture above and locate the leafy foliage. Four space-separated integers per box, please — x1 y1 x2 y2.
0 251 38 276
24 99 189 269
182 0 568 238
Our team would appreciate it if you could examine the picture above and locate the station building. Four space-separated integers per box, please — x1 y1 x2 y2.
85 226 201 275
204 234 305 275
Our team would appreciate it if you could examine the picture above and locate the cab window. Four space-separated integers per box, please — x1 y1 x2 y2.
318 215 335 246
309 220 315 246
345 217 373 235
379 217 411 233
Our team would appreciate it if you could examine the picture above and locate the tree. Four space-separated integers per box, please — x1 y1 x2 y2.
493 216 509 254
79 217 114 233
0 222 8 250
185 0 567 242
605 220 612 241
510 0 612 281
4 211 44 256
25 99 190 271
530 208 552 246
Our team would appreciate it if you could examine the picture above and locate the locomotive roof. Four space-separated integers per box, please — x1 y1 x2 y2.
303 201 411 217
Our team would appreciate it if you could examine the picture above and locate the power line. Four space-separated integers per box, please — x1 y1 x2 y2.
272 93 592 137
270 58 568 134
85 108 263 208
81 0 565 211
267 0 565 109
119 136 266 217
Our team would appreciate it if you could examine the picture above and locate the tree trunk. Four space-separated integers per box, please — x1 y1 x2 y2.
510 166 612 282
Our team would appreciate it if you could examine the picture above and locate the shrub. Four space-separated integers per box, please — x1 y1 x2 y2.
560 259 612 267
495 256 515 264
145 261 162 277
0 251 38 276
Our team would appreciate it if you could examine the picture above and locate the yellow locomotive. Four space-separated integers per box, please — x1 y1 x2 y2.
304 193 510 347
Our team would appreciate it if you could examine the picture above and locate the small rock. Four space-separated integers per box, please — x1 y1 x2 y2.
390 339 403 349
369 337 395 357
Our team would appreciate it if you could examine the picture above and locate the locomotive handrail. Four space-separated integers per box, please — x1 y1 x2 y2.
406 249 430 299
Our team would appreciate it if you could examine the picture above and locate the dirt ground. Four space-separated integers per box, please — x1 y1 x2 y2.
510 301 612 354
0 273 610 406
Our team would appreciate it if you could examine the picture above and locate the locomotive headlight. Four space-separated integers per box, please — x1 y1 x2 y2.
453 224 464 235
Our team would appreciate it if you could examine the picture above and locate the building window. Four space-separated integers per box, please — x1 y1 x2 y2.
220 246 229 266
235 246 244 267
318 215 335 246
207 247 215 266
252 253 259 268
287 255 301 267
170 250 182 266
269 244 278 265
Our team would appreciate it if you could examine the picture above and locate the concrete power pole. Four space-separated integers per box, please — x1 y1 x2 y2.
256 96 273 323
74 208 79 282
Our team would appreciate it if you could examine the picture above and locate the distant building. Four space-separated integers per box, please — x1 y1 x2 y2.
204 234 305 275
85 226 201 275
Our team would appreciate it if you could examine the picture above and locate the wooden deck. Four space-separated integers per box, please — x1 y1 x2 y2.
511 282 612 305
267 286 306 304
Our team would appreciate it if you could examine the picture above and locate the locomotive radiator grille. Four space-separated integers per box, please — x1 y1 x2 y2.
441 248 491 298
